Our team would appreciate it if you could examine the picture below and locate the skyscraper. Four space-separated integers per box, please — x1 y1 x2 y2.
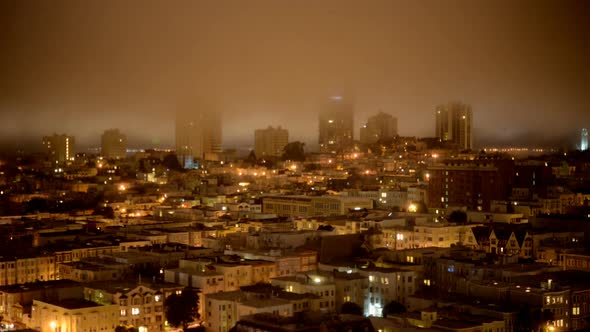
42 134 75 164
255 126 289 158
175 110 222 168
435 101 473 150
582 128 589 151
101 128 127 159
360 111 398 145
319 96 354 153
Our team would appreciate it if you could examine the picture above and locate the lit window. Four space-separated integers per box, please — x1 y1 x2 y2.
120 309 127 316
132 308 140 315
573 307 580 315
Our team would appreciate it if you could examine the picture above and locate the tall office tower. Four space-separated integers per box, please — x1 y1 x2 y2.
101 129 127 159
175 110 222 168
435 101 473 150
581 128 588 151
255 126 289 158
42 134 75 164
319 96 354 153
360 111 398 145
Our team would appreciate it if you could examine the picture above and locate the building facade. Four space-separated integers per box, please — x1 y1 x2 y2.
42 134 75 164
427 158 514 211
175 109 222 167
254 126 289 158
30 298 119 332
319 96 354 153
360 111 398 145
435 102 473 150
101 128 127 159
262 195 373 218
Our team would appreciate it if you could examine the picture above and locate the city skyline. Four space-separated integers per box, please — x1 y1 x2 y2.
3 2 590 332
1 0 589 152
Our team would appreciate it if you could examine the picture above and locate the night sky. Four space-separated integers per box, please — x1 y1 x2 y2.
1 0 589 151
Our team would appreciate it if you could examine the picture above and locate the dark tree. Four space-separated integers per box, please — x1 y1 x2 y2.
163 153 184 171
341 302 363 316
25 198 49 214
448 210 468 224
245 150 258 165
282 141 306 162
165 288 200 331
317 225 335 231
382 300 406 317
516 306 554 332
93 206 115 219
115 327 138 332
304 163 321 172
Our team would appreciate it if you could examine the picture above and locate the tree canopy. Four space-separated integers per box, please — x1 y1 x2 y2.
448 210 468 224
341 302 364 316
165 287 200 330
115 327 138 332
162 153 184 171
282 141 306 162
382 300 406 317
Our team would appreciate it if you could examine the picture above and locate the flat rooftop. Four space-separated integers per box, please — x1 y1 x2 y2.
0 279 80 293
39 298 105 310
84 279 182 294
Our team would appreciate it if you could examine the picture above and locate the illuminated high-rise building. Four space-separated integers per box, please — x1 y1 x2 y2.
360 111 398 145
319 96 354 153
42 134 75 164
435 101 473 150
175 110 222 168
101 128 127 159
581 128 588 151
255 126 289 158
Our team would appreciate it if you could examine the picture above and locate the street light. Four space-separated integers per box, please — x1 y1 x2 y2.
50 321 57 331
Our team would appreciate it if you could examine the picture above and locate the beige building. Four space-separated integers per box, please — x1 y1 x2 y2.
223 249 318 277
254 126 289 158
262 195 373 218
0 280 83 328
319 96 354 153
58 261 123 282
271 271 337 312
0 255 56 286
42 134 75 164
84 280 183 332
101 128 127 159
30 298 119 332
360 111 398 145
381 223 478 250
204 290 293 332
358 267 418 316
175 109 222 167
435 101 473 150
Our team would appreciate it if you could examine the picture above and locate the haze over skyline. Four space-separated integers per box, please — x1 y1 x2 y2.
1 0 589 152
